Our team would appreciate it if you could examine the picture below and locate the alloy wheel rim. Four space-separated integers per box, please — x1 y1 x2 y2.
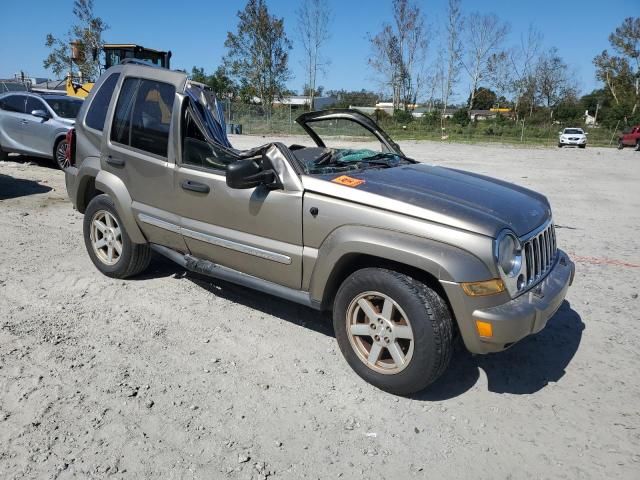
90 210 123 266
346 291 414 375
56 141 69 169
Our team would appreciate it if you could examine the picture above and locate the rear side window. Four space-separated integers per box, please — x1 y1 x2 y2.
86 73 120 131
110 77 175 157
0 95 26 113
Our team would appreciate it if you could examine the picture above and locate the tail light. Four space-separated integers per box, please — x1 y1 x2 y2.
65 128 75 166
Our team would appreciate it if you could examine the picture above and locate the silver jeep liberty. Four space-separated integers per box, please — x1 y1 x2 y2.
64 62 575 395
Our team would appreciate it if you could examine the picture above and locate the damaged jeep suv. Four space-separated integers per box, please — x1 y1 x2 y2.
64 61 575 395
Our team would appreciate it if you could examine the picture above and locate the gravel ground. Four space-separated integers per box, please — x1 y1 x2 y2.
1 139 639 479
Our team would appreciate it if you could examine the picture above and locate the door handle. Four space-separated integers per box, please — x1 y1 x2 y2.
181 179 210 194
105 155 125 167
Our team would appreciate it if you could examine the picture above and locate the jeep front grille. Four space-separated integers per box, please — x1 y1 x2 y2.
521 222 557 290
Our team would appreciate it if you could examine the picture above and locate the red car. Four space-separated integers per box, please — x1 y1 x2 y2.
618 125 640 150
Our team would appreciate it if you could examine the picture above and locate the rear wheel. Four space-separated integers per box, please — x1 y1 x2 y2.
618 139 624 150
83 194 151 278
333 268 453 395
54 137 69 170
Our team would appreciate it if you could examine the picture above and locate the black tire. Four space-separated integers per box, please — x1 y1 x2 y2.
557 143 563 148
333 268 453 395
618 139 624 150
53 137 68 170
83 194 151 279
0 144 8 161
579 144 586 149
636 141 640 152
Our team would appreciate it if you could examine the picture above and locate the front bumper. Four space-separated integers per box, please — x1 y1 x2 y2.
442 250 575 354
560 139 587 145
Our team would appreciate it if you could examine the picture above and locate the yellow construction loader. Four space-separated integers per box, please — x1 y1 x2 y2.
66 43 171 98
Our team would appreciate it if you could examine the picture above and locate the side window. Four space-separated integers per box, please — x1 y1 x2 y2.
182 110 235 171
26 97 46 115
130 79 175 157
86 73 120 131
111 78 175 157
0 95 26 113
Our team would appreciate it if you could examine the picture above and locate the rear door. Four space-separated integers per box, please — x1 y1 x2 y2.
105 71 188 252
0 94 28 150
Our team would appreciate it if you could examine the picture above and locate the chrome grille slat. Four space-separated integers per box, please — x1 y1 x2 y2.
519 222 557 292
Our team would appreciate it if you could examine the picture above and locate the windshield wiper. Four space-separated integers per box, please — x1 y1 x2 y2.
313 150 334 166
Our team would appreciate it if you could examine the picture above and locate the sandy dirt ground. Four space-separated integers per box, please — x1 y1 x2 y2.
1 138 639 479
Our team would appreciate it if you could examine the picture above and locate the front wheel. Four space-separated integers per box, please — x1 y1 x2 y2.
579 144 586 149
636 141 640 151
557 143 563 148
333 268 453 395
83 194 151 278
0 144 8 160
618 140 624 150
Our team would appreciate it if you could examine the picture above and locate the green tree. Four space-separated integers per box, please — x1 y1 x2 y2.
593 17 639 118
467 87 497 110
190 66 237 98
452 108 470 126
44 0 108 81
223 0 292 117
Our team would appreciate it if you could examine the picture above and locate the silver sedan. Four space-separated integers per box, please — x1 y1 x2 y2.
0 92 83 169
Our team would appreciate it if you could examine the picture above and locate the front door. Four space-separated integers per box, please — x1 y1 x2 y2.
25 97 54 157
170 113 304 289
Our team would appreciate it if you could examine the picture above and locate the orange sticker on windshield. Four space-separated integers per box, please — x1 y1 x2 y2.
332 175 365 187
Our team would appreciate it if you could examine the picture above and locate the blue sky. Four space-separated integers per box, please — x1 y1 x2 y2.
0 0 635 102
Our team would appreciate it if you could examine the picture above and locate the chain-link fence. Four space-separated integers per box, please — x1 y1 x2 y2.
224 103 622 148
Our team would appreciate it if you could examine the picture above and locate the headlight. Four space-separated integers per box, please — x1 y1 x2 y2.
495 231 522 277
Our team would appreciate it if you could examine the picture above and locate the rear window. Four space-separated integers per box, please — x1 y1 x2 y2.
85 73 120 131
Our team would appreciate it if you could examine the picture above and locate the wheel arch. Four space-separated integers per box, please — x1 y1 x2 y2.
308 226 493 310
93 170 146 244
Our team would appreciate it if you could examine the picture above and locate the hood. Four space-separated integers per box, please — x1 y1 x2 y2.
302 163 551 238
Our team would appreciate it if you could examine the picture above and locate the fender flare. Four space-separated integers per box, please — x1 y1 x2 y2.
308 225 492 304
95 170 147 244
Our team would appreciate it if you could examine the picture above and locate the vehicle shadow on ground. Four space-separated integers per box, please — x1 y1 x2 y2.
0 173 53 200
416 300 584 400
2 153 58 170
138 254 334 337
138 256 583 398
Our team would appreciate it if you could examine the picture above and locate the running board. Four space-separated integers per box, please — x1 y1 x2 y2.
150 244 321 310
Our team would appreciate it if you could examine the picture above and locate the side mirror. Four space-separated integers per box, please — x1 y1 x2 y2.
31 109 50 120
558 131 563 135
584 132 589 135
226 158 276 189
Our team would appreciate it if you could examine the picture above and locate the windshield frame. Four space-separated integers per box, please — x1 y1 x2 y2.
295 109 405 156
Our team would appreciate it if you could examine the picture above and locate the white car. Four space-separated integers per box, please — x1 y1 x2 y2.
558 128 587 148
